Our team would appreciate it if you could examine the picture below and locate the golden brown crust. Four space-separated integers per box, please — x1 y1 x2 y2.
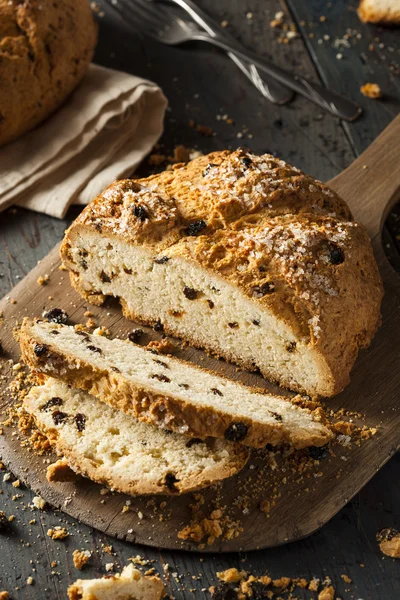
60 149 383 398
0 0 97 146
358 0 400 23
20 319 333 449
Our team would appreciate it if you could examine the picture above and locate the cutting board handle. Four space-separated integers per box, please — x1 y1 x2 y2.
328 114 400 241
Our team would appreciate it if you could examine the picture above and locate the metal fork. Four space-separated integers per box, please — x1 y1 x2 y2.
104 0 292 105
113 0 362 121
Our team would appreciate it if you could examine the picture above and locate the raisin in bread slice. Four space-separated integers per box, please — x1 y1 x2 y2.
60 149 383 397
358 0 400 23
20 319 333 449
23 378 249 496
67 563 165 600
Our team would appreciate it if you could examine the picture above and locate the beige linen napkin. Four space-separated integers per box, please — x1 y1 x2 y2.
0 64 167 219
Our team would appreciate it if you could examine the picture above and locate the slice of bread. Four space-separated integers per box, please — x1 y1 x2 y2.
358 0 400 23
67 563 165 600
60 149 383 397
23 377 249 496
20 319 333 449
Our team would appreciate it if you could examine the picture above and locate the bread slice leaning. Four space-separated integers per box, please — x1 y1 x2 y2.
20 319 333 450
23 377 249 496
358 0 400 23
67 563 165 600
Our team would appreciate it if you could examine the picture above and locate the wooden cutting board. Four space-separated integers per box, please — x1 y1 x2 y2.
0 116 399 553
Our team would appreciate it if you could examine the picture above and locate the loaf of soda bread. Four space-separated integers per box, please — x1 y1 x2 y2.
60 149 383 397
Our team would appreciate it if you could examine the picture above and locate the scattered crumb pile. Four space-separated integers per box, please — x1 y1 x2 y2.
377 528 400 558
211 568 338 599
73 549 92 570
360 83 382 99
178 493 242 549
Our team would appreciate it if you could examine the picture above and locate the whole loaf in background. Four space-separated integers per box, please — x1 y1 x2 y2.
0 0 98 147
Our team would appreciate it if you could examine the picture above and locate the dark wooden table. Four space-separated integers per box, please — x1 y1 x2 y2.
0 1 399 598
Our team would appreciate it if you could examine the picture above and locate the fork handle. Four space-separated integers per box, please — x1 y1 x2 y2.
167 0 293 105
191 33 361 121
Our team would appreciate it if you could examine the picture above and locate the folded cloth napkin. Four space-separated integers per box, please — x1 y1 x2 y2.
0 64 167 219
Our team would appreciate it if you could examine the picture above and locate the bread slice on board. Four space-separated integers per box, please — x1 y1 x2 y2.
358 0 400 23
20 319 333 450
67 563 165 600
23 377 249 496
59 149 383 397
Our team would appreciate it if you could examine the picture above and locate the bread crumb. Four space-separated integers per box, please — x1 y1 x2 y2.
377 528 400 558
105 562 114 572
32 496 46 510
217 568 243 583
26 576 34 585
47 526 69 540
47 458 77 482
73 549 91 570
37 274 50 285
360 83 382 98
0 592 9 599
341 574 351 583
309 578 320 591
146 338 176 355
11 479 21 488
318 586 335 600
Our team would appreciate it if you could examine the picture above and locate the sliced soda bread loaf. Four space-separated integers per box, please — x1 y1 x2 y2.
20 319 333 449
60 149 383 397
67 563 165 600
23 378 249 496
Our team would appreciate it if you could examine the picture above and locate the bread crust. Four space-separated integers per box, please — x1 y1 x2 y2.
0 0 97 146
20 319 333 450
60 149 383 398
358 0 400 23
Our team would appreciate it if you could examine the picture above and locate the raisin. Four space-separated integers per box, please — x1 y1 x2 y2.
270 411 283 422
203 163 217 176
151 373 171 383
123 266 132 274
0 510 8 531
252 319 260 326
165 472 179 490
111 366 121 373
52 411 68 425
185 220 207 236
99 270 111 283
43 308 68 324
87 345 102 353
40 397 63 412
74 413 86 432
34 343 48 357
80 259 88 270
308 445 329 460
228 322 239 329
259 264 267 272
186 438 203 448
76 331 89 338
207 300 215 309
155 256 170 264
224 422 248 442
241 156 252 168
179 383 190 389
328 245 345 265
128 329 143 343
163 429 173 435
211 388 223 396
50 330 60 335
154 359 168 368
153 320 164 333
286 341 296 353
133 204 148 221
252 282 275 297
211 583 239 600
183 286 198 300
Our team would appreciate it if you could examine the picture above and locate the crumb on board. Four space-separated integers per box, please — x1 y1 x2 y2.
72 549 91 570
47 458 77 483
377 528 400 558
32 495 46 510
318 586 335 600
146 338 177 355
37 274 50 285
360 83 382 98
47 526 69 540
0 592 9 599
